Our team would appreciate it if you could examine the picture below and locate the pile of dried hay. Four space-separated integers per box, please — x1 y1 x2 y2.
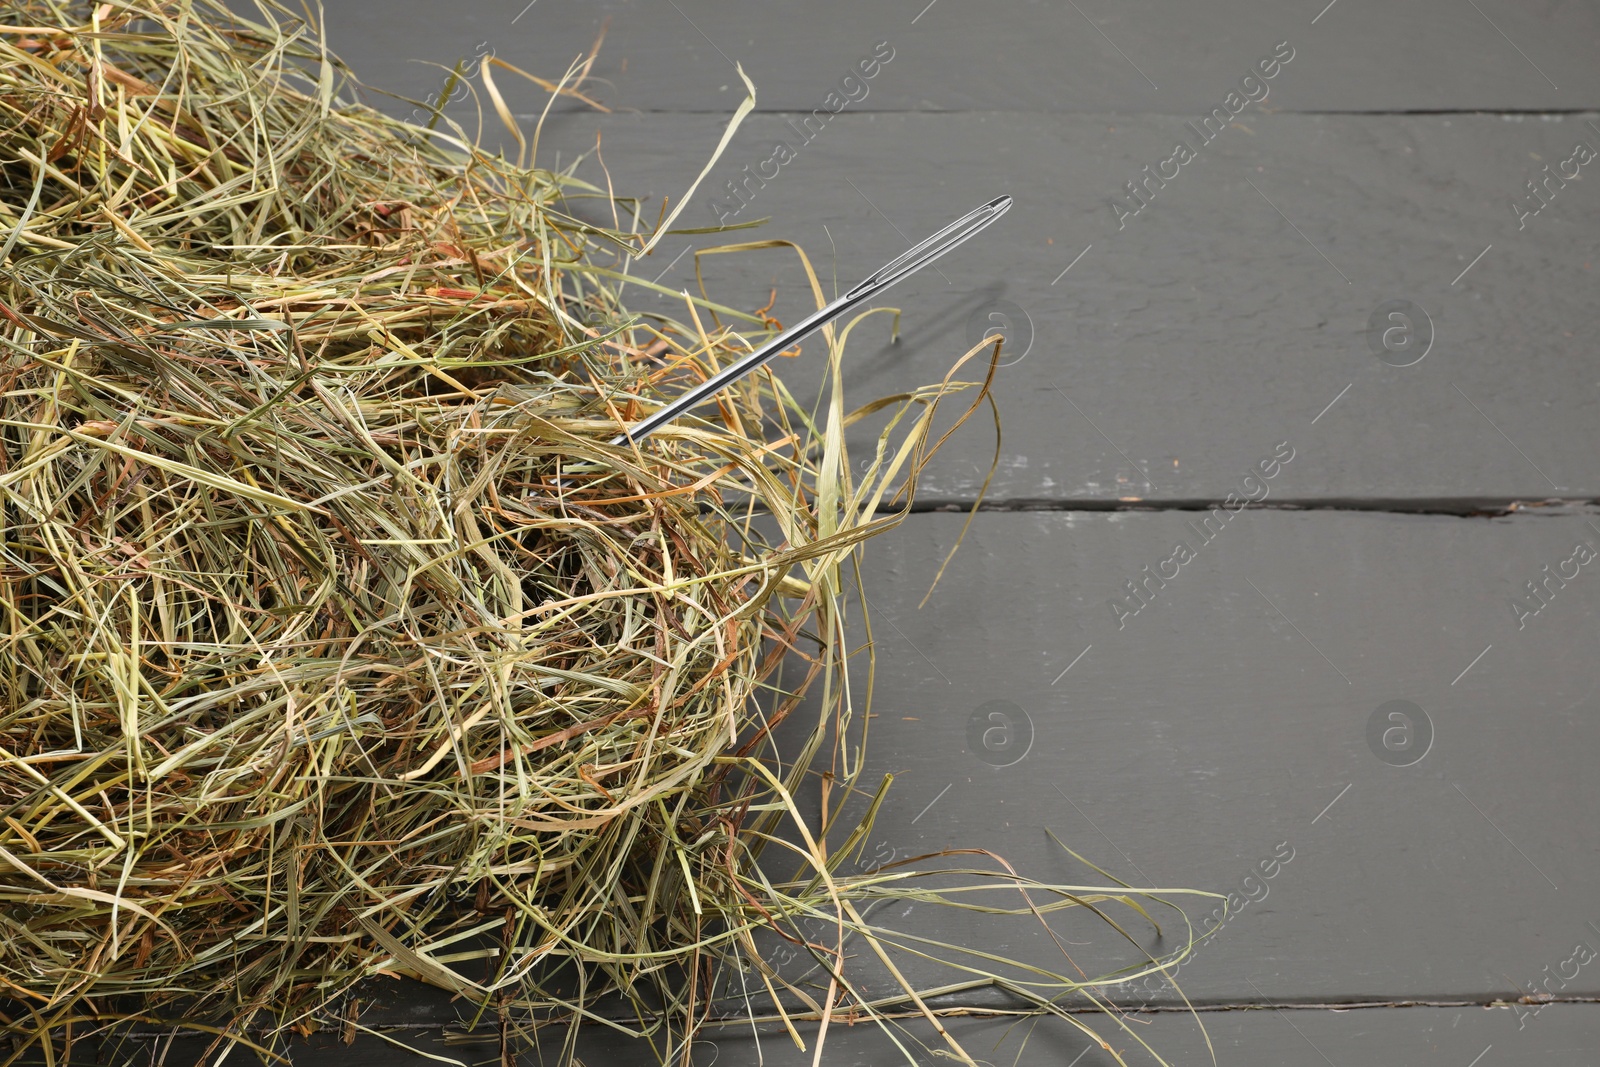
0 3 1207 1064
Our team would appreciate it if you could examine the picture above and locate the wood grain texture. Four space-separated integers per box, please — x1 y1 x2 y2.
733 507 1600 1006
450 107 1600 504
312 2 1600 505
206 508 1600 1031
321 0 1599 115
99 1002 1600 1065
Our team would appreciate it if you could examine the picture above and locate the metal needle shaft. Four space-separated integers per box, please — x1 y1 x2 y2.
609 194 1012 447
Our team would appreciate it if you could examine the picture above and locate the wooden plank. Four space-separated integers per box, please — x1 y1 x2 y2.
320 0 1598 116
144 505 1600 1031
303 5 1600 505
98 1002 1600 1065
456 108 1600 503
710 506 1600 1007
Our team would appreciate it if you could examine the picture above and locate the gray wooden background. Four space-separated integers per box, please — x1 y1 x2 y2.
159 1 1600 1063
